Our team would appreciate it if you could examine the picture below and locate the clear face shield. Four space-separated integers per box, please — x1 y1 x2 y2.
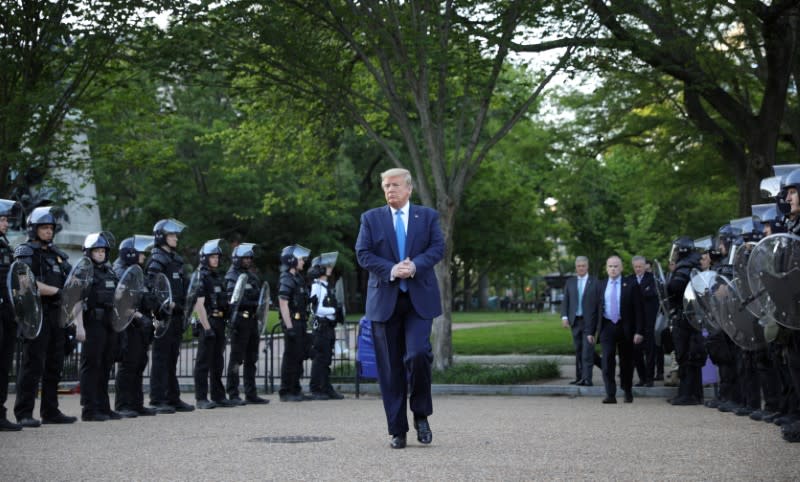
233 243 256 259
132 234 155 253
161 218 187 236
292 244 311 261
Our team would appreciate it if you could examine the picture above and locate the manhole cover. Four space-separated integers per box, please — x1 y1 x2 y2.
250 435 335 444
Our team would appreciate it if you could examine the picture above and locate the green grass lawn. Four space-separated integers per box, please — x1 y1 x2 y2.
451 313 575 355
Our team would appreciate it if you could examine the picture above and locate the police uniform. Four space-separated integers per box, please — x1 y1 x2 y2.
113 244 161 417
667 247 705 405
278 269 309 400
13 234 74 424
309 277 343 400
0 228 18 429
79 247 119 421
194 263 229 406
146 245 190 411
225 264 265 404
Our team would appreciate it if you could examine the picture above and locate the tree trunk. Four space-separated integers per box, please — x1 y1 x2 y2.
432 206 455 371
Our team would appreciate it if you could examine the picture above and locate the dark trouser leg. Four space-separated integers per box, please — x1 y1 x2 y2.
632 339 647 383
310 323 335 393
40 312 65 420
150 315 177 405
80 317 107 416
0 306 16 420
279 322 306 396
599 323 618 398
242 323 259 398
194 327 211 400
116 326 144 411
654 344 664 377
570 319 584 380
99 328 116 413
209 318 226 401
618 335 634 393
226 319 246 398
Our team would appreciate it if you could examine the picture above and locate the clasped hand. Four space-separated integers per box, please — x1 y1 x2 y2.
391 258 415 280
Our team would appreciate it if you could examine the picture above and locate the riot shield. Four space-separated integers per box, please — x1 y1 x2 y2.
152 272 173 339
683 282 710 332
59 256 93 328
653 260 671 317
335 278 346 319
6 261 43 339
112 265 145 332
710 274 768 351
256 282 270 335
228 273 248 325
689 269 720 332
748 233 800 330
184 269 202 330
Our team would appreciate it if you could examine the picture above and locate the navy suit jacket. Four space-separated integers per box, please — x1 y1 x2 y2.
356 203 445 321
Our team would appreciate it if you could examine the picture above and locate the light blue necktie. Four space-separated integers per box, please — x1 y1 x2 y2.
395 210 407 292
609 279 619 323
576 278 583 317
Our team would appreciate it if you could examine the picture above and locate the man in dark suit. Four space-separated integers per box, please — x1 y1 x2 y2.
561 256 601 386
631 256 660 387
355 167 445 449
587 255 645 404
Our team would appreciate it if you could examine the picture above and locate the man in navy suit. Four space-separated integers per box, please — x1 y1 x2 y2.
587 255 645 404
355 167 444 449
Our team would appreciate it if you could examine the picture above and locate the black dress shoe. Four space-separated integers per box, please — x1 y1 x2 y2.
0 418 22 431
654 374 664 381
671 397 701 406
227 397 246 406
136 407 158 416
279 393 304 402
634 381 645 387
18 417 41 428
117 409 139 418
576 380 593 386
310 392 331 401
390 434 406 449
414 417 433 444
568 379 580 385
150 404 176 414
81 413 109 422
196 399 217 410
105 411 123 420
624 392 633 403
326 389 344 400
43 413 77 424
213 398 236 408
644 382 654 387
602 397 617 404
245 396 269 405
171 400 195 412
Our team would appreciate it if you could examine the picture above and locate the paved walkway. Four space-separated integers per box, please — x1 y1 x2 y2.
1 393 797 480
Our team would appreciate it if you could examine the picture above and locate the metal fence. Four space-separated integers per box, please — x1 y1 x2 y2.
10 320 361 394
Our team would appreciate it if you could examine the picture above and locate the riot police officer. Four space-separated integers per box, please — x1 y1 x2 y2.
278 244 311 402
225 243 268 405
113 235 163 417
0 199 21 431
308 252 345 400
193 239 232 409
13 206 77 426
773 169 800 441
667 236 705 406
146 218 194 413
78 232 120 422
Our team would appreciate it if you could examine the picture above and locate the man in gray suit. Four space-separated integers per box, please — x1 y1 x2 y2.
561 256 600 386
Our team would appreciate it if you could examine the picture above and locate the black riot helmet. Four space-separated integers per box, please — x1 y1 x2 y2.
778 168 800 215
716 224 743 256
26 205 65 241
153 218 186 247
280 244 311 271
119 234 154 266
752 203 786 234
199 238 225 267
669 236 694 263
308 251 338 279
83 231 116 263
231 243 256 269
0 199 21 225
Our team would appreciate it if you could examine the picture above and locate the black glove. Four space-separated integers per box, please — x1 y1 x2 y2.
204 328 216 340
284 326 297 340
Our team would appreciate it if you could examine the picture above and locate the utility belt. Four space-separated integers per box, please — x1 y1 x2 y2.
312 316 335 330
89 307 113 325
